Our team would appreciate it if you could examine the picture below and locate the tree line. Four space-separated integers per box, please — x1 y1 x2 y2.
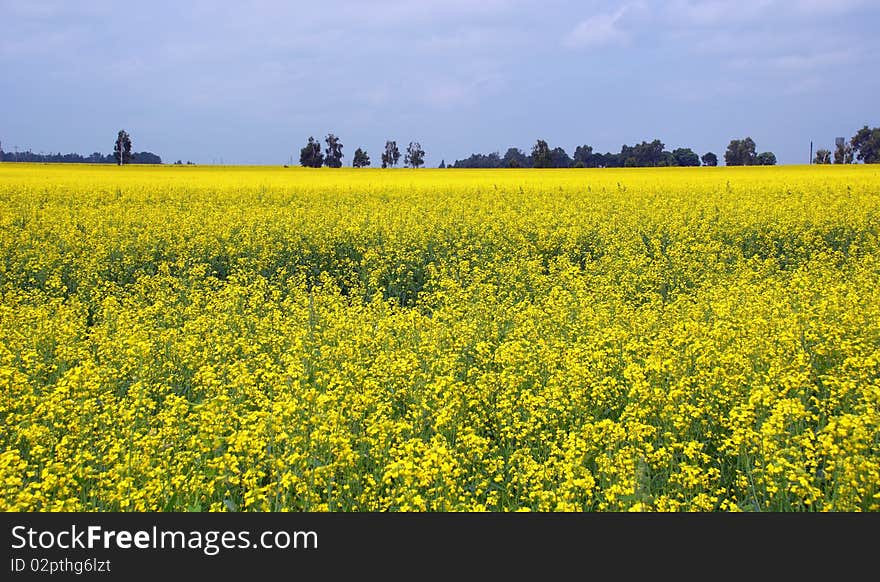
813 126 880 165
451 125 880 168
298 134 426 168
0 150 161 164
4 125 877 168
451 138 773 169
0 130 161 165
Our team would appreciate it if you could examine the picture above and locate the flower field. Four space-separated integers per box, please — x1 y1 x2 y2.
1 163 879 511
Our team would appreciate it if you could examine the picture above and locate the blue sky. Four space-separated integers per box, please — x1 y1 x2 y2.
1 0 877 165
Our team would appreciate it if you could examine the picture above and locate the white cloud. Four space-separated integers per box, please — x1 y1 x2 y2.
664 0 867 27
563 7 630 49
726 49 860 73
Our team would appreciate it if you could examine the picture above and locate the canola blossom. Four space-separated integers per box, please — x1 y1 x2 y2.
1 163 879 512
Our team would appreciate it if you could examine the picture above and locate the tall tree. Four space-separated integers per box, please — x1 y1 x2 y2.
503 147 529 168
453 152 502 168
405 142 426 168
547 147 571 168
851 125 880 163
756 151 777 166
324 133 344 168
299 136 324 167
724 137 757 166
619 139 666 167
381 140 401 168
438 159 446 169
701 152 718 167
833 140 855 164
672 148 700 167
814 149 832 164
531 139 552 168
573 145 601 168
113 130 132 166
597 152 622 168
352 147 370 168
638 139 666 166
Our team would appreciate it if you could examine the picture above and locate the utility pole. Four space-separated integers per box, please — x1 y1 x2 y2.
809 141 813 165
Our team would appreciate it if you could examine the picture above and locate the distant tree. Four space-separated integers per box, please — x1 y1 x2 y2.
573 161 585 168
299 136 324 167
701 152 718 167
531 139 552 168
324 133 344 168
352 147 370 168
405 142 425 168
724 137 757 166
573 144 601 168
756 151 777 166
381 140 401 168
657 151 677 167
131 152 162 164
452 152 503 168
814 149 832 164
851 125 880 163
550 146 572 168
503 147 529 168
114 130 132 166
833 140 855 164
619 139 666 167
672 148 700 167
597 152 622 168
439 159 446 169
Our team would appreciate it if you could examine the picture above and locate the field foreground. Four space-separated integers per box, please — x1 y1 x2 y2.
1 163 879 511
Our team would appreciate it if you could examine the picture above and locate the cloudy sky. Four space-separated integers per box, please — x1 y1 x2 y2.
1 0 877 165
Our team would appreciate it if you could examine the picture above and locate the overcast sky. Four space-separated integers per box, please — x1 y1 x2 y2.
1 0 877 165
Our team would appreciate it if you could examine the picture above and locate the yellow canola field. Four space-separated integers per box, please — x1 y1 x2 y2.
1 163 879 511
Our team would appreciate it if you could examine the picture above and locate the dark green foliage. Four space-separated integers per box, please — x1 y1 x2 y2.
851 125 880 163
381 140 400 168
833 141 855 164
113 130 132 166
757 151 777 166
299 136 324 168
324 134 344 168
405 142 425 168
596 152 622 167
573 145 601 168
454 152 503 168
503 148 530 168
131 152 161 164
724 137 757 166
531 139 552 168
620 139 666 167
353 148 370 168
672 148 701 167
0 150 160 163
550 146 572 168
